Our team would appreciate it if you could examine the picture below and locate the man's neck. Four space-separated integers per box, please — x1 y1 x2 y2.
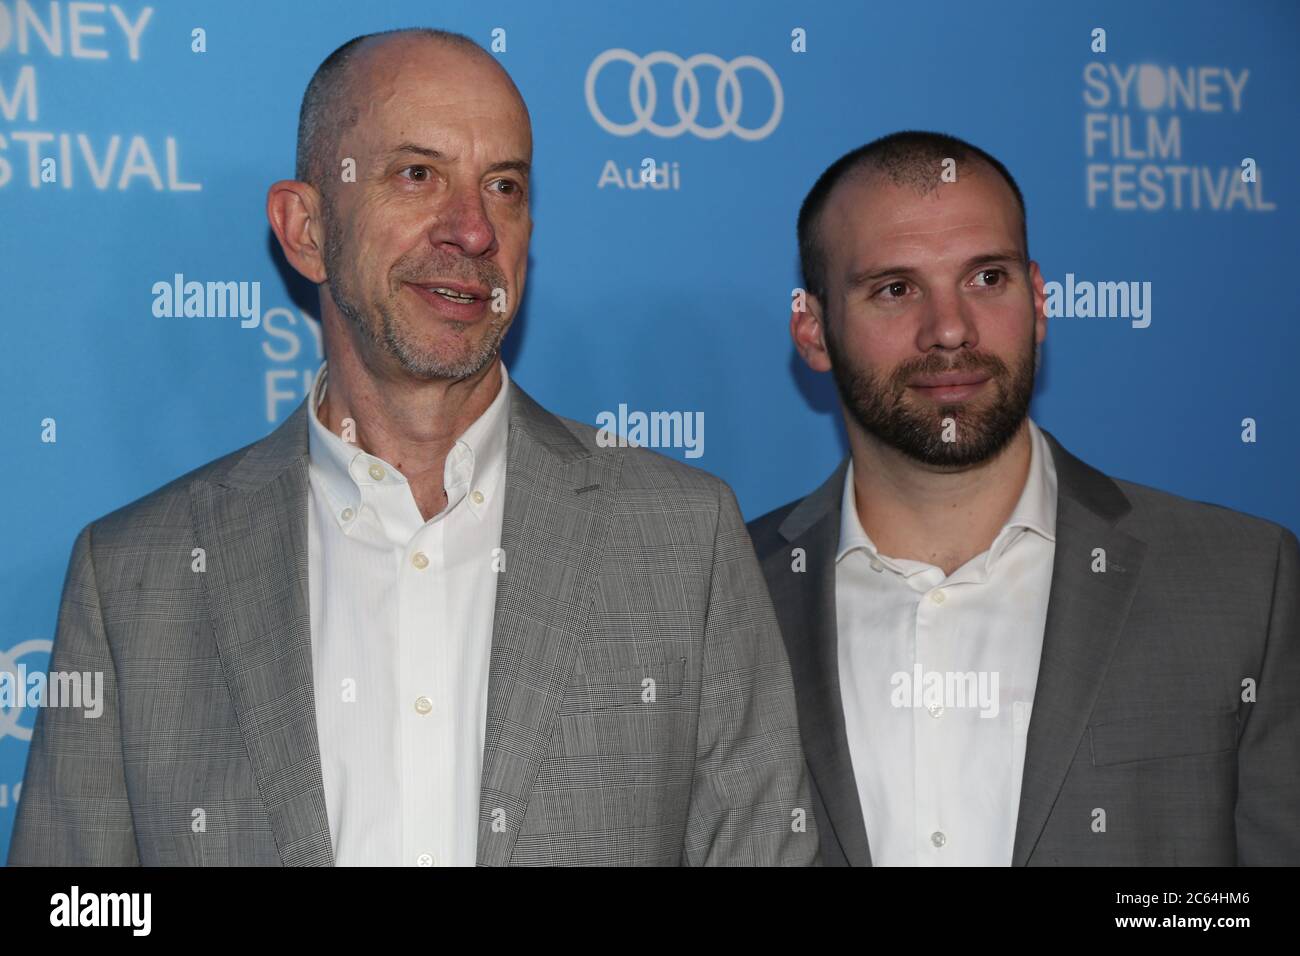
847 419 1033 577
316 346 503 522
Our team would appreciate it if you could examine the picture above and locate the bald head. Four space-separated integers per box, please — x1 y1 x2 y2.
294 28 528 193
798 131 1027 302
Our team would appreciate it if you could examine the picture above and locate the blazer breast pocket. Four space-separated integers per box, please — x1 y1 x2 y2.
1088 710 1238 767
557 650 688 715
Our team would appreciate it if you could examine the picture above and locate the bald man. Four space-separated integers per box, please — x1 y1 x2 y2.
10 29 817 867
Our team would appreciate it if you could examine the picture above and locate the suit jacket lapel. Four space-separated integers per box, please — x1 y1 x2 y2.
475 384 616 865
189 399 334 866
770 458 873 866
1012 431 1146 865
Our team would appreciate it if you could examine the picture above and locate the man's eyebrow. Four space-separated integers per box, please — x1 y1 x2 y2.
963 250 1026 270
485 159 531 178
845 250 1025 288
388 142 444 160
386 143 530 178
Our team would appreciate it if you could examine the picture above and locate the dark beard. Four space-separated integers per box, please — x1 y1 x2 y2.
824 322 1036 468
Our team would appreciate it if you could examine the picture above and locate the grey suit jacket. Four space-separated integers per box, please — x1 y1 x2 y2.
747 430 1300 865
10 382 817 866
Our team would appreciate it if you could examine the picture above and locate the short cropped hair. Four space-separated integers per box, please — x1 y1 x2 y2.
797 130 1028 302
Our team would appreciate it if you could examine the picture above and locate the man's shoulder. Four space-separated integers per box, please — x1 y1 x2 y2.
549 411 731 501
746 499 804 558
86 431 271 547
1044 427 1295 563
1113 474 1295 555
745 457 849 561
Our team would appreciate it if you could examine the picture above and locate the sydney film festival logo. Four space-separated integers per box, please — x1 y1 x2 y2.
0 2 201 191
1081 30 1274 212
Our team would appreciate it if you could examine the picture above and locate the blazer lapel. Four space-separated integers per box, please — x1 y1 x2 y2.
1012 431 1146 865
189 399 335 866
475 384 617 865
770 458 873 866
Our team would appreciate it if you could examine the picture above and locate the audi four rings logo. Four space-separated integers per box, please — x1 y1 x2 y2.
585 49 783 140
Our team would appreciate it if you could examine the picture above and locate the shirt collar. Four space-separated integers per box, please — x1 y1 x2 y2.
836 418 1058 575
306 360 511 525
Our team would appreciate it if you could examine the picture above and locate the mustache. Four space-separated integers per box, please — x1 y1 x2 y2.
394 254 507 289
889 351 1009 388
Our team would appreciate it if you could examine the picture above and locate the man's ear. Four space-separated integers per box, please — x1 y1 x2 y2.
1028 259 1047 346
791 291 833 373
267 180 328 284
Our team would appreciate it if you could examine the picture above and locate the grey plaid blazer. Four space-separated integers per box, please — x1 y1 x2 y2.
748 430 1300 865
10 381 818 866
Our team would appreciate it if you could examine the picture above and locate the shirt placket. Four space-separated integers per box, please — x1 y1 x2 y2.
396 506 443 867
912 568 948 866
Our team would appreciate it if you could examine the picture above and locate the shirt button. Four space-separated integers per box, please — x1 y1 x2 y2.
931 831 947 848
414 696 433 715
416 853 434 866
869 559 884 573
340 507 354 522
471 490 485 505
368 462 385 481
928 702 945 718
929 589 947 605
411 551 429 570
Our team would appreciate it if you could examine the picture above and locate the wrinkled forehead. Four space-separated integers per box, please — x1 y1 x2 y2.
347 37 533 156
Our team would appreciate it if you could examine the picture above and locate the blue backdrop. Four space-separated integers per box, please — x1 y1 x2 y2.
3 0 1297 860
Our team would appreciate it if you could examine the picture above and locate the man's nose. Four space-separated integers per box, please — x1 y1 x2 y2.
429 188 496 258
916 287 979 351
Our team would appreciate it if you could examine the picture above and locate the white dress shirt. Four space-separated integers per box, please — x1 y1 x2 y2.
836 419 1058 866
305 360 509 866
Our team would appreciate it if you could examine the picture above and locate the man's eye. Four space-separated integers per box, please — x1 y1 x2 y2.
491 179 519 195
399 166 431 182
973 269 1005 287
877 281 910 299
